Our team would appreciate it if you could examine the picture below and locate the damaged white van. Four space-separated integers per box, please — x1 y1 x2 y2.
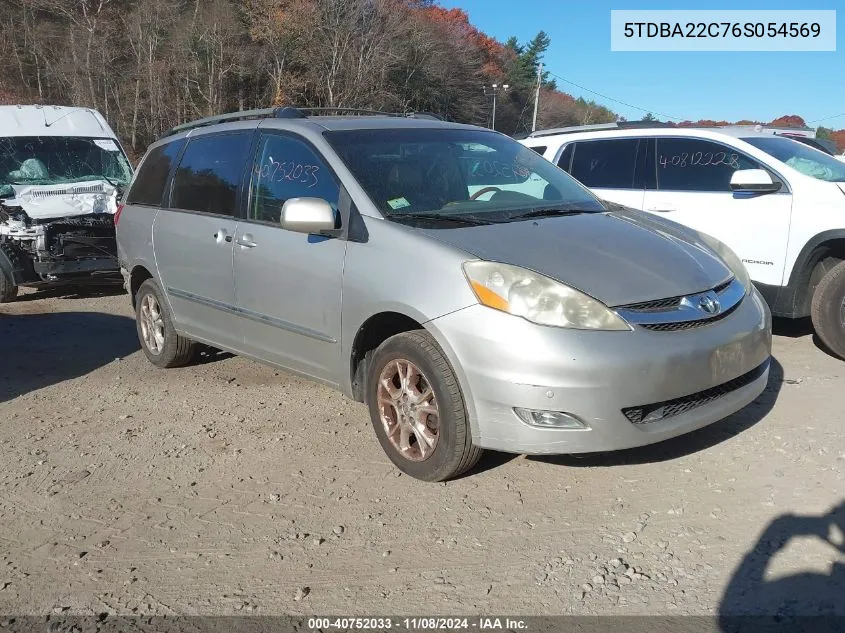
0 105 133 302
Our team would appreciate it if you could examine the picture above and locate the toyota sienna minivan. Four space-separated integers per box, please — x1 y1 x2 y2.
116 107 772 481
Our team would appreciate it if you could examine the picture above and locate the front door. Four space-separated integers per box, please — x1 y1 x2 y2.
152 131 253 349
641 137 793 287
233 131 346 383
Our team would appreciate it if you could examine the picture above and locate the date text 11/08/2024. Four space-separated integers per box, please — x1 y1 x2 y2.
307 617 528 630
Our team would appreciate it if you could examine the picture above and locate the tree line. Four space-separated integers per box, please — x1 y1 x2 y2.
0 0 616 160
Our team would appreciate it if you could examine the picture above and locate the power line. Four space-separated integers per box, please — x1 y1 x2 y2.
544 69 682 122
808 112 845 124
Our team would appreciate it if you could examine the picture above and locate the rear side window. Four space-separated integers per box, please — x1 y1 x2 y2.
528 146 547 156
170 133 252 216
656 138 763 192
125 140 185 206
570 139 639 188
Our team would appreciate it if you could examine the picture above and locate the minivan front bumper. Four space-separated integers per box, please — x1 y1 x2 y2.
425 288 772 455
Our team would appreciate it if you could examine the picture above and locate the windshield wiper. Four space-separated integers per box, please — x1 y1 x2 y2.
82 174 122 189
391 212 494 226
508 208 594 220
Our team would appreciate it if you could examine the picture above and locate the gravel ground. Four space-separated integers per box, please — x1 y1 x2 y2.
0 286 844 617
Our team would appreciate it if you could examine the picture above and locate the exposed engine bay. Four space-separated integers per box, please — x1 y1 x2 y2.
0 181 120 284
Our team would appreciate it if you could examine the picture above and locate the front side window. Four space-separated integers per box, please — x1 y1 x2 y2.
324 128 604 226
655 138 762 192
742 136 845 182
569 139 639 189
126 140 185 206
0 136 133 198
248 134 339 224
170 133 252 216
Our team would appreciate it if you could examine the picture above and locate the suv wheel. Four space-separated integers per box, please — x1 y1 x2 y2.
135 279 196 368
366 330 482 482
811 259 845 359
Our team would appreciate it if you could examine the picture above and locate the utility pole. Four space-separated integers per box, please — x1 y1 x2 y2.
484 83 509 130
532 63 543 132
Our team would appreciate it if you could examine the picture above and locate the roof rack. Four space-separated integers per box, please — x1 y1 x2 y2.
527 120 675 138
159 106 444 139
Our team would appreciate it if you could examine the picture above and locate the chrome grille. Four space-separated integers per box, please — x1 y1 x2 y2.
621 279 733 313
616 278 744 332
639 301 741 331
622 361 769 425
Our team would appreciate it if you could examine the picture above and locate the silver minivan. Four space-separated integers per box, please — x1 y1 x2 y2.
116 107 772 481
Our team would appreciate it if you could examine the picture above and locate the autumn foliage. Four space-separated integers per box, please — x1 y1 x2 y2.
0 1 841 153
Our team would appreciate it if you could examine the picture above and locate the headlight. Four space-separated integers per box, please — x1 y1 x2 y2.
697 232 751 292
462 261 630 330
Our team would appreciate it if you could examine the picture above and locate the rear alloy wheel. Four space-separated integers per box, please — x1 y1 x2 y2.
366 330 482 482
811 259 845 359
135 279 196 368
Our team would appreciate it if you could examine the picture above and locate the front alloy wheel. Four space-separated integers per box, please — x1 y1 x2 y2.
376 358 441 461
366 330 482 481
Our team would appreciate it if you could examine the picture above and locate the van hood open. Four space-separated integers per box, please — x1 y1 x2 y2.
3 180 118 220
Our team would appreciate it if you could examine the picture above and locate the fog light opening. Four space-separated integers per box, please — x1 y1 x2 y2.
514 408 588 429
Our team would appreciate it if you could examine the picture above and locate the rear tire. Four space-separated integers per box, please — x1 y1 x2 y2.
811 259 845 359
134 279 196 368
366 330 482 482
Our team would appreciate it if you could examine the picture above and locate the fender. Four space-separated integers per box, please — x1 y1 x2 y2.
765 229 845 318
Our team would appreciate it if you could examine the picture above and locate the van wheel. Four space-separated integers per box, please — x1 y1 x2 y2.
0 267 18 303
135 279 196 368
811 259 845 359
366 330 482 482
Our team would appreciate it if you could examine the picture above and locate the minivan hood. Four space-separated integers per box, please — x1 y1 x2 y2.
418 211 732 307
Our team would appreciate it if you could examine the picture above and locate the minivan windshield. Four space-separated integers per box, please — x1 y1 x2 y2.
0 136 134 197
742 136 845 182
324 128 606 224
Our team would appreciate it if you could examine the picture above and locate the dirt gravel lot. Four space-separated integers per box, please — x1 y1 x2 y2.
1 286 844 618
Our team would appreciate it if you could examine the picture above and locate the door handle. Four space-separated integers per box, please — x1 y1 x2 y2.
213 229 232 243
236 234 257 248
647 207 676 213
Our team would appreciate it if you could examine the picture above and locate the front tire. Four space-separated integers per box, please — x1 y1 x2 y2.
811 259 845 359
134 279 196 368
366 330 482 482
0 266 18 303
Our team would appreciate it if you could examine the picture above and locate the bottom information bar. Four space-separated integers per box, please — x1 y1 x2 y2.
1 616 844 633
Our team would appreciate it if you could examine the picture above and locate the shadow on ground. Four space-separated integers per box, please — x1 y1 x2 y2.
13 283 125 303
0 310 138 403
773 316 842 360
467 356 784 476
719 501 845 632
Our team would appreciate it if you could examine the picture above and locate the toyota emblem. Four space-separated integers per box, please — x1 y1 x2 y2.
698 294 720 315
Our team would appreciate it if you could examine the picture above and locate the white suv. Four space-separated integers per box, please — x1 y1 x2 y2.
521 123 845 357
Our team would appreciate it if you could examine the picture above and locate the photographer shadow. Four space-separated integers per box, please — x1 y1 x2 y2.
719 502 845 633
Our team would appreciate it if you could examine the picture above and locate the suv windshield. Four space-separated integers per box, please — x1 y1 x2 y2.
742 136 845 182
0 136 133 197
324 128 606 224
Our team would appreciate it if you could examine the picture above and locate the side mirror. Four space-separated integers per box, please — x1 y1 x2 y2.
730 169 782 194
280 197 338 235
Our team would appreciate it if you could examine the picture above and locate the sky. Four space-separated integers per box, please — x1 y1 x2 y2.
438 0 844 127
